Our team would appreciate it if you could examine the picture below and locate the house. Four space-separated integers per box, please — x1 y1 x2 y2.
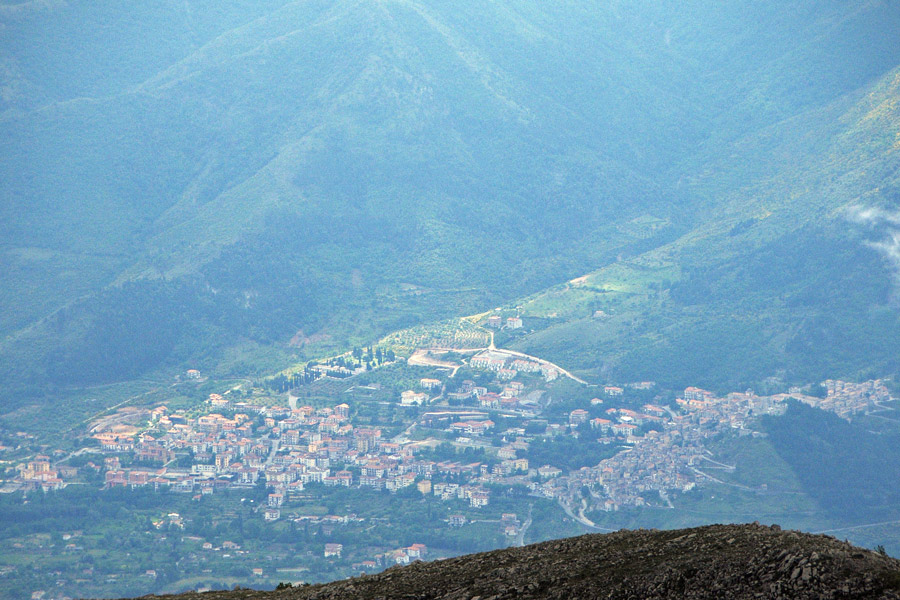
591 418 612 432
506 317 523 329
94 433 134 452
324 470 353 487
150 406 168 421
486 315 502 328
541 365 560 381
479 393 501 409
450 420 495 436
264 508 280 521
449 514 467 527
569 409 590 425
357 560 378 571
537 465 562 480
419 378 442 390
406 543 427 559
470 352 507 371
360 475 386 490
387 550 410 565
511 359 541 373
208 393 229 407
497 368 517 381
192 464 216 478
400 390 428 406
684 386 713 401
282 429 301 446
500 396 520 409
470 489 490 507
324 543 343 558
385 473 416 491
612 423 637 436
501 513 519 526
497 446 517 460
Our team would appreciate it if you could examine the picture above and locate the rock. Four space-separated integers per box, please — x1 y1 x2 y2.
110 524 900 600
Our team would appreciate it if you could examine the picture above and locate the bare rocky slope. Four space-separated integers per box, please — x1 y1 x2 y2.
128 524 900 600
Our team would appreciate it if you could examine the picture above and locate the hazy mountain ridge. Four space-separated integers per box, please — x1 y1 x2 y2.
1 1 900 394
509 62 900 390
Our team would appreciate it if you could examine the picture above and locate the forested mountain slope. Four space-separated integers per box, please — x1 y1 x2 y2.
1 0 899 395
510 65 900 390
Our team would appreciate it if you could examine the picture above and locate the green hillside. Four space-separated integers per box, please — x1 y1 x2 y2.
762 401 900 520
1 1 900 399
509 66 900 390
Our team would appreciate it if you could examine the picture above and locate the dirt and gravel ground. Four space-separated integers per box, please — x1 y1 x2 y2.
123 523 900 600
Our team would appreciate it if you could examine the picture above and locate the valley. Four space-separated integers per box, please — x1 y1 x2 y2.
2 310 900 598
2 2 900 599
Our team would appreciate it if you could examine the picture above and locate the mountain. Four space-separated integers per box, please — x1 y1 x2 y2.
2 1 900 398
761 400 900 521
110 524 900 599
507 63 900 391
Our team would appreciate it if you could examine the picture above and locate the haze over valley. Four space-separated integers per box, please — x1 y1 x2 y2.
1 1 900 598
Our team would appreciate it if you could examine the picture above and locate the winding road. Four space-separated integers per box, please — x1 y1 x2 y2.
515 504 533 547
406 328 590 386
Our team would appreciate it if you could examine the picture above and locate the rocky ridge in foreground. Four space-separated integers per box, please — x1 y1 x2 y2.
132 524 900 600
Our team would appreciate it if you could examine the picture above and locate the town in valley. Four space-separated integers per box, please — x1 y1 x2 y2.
1 316 897 599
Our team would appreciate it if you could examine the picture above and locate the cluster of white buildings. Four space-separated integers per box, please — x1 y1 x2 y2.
536 380 892 511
